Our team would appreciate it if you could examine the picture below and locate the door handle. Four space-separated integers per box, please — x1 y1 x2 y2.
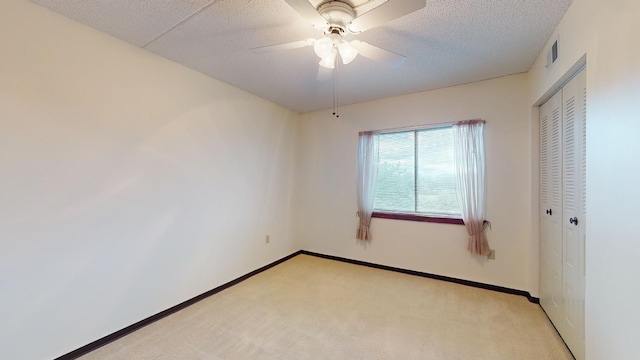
569 217 579 225
546 209 552 215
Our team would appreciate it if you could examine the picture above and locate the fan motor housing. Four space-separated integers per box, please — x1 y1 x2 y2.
318 1 355 34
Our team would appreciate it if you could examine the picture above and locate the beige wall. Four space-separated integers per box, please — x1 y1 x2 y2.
3 0 639 358
527 0 640 359
296 73 533 292
0 1 300 359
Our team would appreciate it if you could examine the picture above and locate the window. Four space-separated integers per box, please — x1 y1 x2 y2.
373 126 462 224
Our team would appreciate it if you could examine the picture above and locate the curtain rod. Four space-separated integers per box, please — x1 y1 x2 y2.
359 119 484 136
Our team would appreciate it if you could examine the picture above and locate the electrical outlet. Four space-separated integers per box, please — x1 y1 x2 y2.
265 235 270 244
488 249 495 260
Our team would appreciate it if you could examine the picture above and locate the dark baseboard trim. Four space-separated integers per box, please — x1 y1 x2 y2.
55 250 303 360
300 251 540 304
537 305 576 359
57 249 540 359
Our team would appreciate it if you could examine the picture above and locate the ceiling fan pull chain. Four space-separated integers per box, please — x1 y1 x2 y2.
333 60 340 118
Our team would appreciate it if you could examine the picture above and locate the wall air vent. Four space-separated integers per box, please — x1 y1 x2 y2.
546 37 559 68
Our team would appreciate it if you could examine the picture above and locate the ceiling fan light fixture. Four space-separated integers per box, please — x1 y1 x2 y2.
313 36 334 59
338 40 358 64
318 50 337 69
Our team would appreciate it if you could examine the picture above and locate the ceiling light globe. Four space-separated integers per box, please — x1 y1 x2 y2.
314 37 334 59
338 41 358 64
318 51 337 69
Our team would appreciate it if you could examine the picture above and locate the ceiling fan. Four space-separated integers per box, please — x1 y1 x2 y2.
252 0 426 72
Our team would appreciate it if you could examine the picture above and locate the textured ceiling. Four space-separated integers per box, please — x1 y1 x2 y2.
29 0 572 113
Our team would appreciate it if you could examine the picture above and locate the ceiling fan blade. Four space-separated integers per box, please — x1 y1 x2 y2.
316 65 333 82
351 40 406 67
285 0 328 28
250 38 315 54
349 0 426 33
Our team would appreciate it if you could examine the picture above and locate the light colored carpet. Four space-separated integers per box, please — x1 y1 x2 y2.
79 254 574 359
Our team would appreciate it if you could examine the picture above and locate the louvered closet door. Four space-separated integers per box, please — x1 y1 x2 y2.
539 90 563 330
561 69 586 360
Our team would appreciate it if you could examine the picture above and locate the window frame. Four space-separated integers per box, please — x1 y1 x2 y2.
372 211 464 224
371 124 464 225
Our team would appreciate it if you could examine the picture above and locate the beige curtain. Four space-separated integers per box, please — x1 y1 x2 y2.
356 132 379 241
453 120 490 255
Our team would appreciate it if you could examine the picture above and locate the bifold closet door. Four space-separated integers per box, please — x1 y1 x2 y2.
539 68 586 360
539 90 563 330
561 69 586 360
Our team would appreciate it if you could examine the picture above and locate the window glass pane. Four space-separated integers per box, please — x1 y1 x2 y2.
374 131 415 212
416 127 459 215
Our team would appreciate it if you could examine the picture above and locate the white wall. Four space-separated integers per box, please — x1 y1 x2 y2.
296 74 533 292
527 0 640 358
0 1 300 359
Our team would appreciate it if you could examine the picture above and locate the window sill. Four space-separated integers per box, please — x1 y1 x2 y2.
372 212 464 225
